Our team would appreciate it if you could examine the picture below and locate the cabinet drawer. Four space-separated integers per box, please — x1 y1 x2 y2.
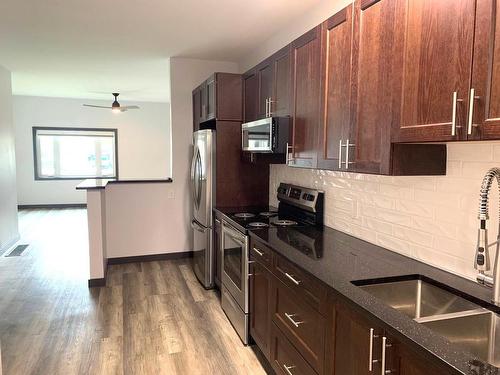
250 240 274 268
271 323 317 375
273 279 325 373
274 254 328 313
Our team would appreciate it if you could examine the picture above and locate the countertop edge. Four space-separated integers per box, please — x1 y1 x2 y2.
76 178 173 190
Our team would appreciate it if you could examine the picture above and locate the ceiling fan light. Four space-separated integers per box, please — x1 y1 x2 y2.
112 107 121 113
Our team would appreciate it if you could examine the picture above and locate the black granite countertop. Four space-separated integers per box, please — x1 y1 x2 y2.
76 178 173 190
249 225 498 375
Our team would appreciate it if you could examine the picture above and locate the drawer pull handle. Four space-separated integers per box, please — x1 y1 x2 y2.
283 364 296 375
381 336 392 375
285 272 301 285
284 313 304 327
369 328 380 371
253 247 264 257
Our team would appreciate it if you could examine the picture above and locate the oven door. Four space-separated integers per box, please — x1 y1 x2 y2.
221 220 249 312
242 118 273 152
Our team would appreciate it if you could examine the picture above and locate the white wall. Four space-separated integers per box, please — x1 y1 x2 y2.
270 142 500 281
239 0 350 72
13 95 171 205
168 57 239 252
0 65 19 252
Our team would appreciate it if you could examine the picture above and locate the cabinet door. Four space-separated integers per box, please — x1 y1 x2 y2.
243 70 259 123
257 59 274 119
391 335 452 375
272 46 291 117
192 88 202 131
249 261 273 359
470 0 500 140
395 0 476 142
289 26 321 169
206 75 216 121
318 5 353 171
333 302 382 375
349 0 403 174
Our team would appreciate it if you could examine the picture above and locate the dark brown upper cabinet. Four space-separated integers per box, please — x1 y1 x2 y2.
243 70 259 122
470 0 500 140
272 46 291 117
192 86 203 131
318 5 354 171
193 73 242 129
244 45 291 122
394 0 476 143
349 0 404 174
288 26 322 169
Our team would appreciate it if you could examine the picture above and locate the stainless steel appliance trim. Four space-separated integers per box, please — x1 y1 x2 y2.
221 285 249 345
221 220 249 313
191 220 205 233
241 117 274 152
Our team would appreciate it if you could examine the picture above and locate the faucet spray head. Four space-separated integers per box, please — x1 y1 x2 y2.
475 220 490 272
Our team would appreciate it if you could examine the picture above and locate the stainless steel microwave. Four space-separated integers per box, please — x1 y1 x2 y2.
241 117 290 153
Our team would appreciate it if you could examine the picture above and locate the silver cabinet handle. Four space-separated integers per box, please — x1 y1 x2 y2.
268 97 274 117
467 88 481 135
283 364 296 375
344 138 355 169
284 313 304 327
369 328 378 371
265 98 269 117
381 336 392 375
338 139 343 169
284 272 301 285
252 247 264 256
286 143 294 165
451 91 464 136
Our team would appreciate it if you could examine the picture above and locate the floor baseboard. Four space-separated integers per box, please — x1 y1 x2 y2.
18 204 87 209
88 278 106 288
107 251 193 265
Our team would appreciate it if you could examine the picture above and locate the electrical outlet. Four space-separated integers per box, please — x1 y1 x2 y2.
167 190 175 199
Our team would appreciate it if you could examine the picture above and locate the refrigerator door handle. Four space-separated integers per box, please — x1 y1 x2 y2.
190 146 200 210
191 220 206 233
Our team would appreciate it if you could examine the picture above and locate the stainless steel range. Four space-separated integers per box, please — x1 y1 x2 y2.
220 183 324 345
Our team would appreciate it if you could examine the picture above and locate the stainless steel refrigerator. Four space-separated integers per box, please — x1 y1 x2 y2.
190 129 215 289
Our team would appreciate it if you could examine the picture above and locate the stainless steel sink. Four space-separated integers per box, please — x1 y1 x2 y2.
359 278 480 319
422 310 500 367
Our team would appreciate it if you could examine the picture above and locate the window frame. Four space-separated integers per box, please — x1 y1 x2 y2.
32 126 119 181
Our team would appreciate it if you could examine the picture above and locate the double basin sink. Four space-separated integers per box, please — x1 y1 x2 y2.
354 275 500 367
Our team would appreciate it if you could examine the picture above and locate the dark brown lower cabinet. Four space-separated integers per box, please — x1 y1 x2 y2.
249 260 273 360
327 294 453 375
272 278 326 374
271 323 317 375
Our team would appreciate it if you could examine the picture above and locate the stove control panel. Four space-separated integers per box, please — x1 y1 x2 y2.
277 183 324 213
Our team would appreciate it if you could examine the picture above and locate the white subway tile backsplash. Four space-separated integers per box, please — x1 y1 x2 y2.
270 141 500 281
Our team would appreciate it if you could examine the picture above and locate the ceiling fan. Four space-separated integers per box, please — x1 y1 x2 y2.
83 93 140 113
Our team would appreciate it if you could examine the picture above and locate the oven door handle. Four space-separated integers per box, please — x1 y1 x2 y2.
222 222 246 246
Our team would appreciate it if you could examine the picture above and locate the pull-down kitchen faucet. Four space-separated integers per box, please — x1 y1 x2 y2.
475 168 500 305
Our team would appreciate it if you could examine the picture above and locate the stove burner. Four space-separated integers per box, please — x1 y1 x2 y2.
259 211 278 217
248 222 269 228
234 213 255 219
273 219 298 226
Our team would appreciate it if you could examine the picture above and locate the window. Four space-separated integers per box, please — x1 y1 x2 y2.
33 127 118 180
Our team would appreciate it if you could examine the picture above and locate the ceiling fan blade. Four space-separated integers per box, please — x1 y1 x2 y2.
121 105 140 110
83 104 112 109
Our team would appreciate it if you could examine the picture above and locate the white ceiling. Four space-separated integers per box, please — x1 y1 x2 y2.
0 0 323 102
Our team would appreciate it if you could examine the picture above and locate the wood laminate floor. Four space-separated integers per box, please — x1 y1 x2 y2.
0 208 266 375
